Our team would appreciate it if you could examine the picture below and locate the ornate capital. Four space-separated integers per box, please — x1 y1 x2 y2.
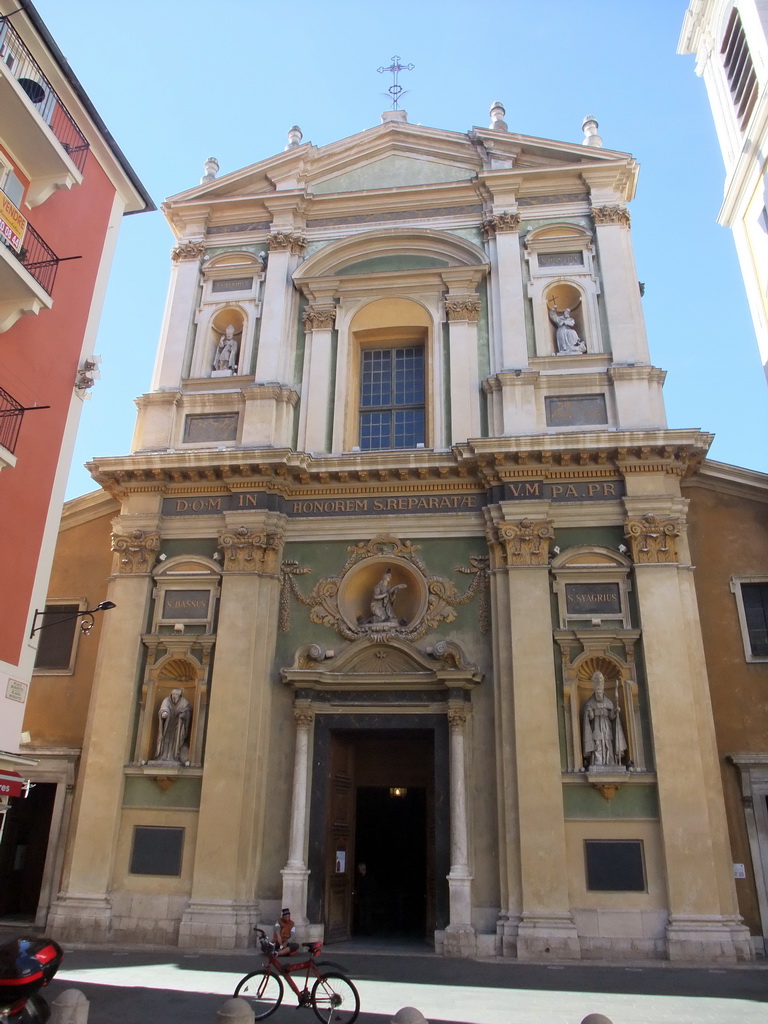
448 707 468 729
269 230 307 255
294 708 315 729
488 518 555 567
111 530 160 574
302 307 336 331
624 514 681 563
482 212 520 238
445 298 481 323
591 204 631 228
218 527 282 573
170 240 206 263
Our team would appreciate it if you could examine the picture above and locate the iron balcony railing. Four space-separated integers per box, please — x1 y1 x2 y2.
1 202 60 295
0 16 89 173
0 384 25 455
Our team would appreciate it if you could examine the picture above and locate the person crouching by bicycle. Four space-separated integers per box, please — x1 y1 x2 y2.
273 908 299 954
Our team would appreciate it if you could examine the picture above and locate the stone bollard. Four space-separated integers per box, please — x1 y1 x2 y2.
391 1008 429 1024
581 1015 614 1024
216 996 255 1022
50 989 89 1024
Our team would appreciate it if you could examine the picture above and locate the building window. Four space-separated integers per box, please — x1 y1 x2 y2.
722 8 758 131
731 578 768 660
32 603 81 673
359 346 425 450
585 840 646 892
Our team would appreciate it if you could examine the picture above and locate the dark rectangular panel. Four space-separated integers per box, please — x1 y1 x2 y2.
183 413 238 443
565 583 621 616
162 590 210 620
545 395 608 427
585 839 645 891
130 826 184 876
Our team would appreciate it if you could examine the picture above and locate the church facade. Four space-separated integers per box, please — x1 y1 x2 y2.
31 106 753 960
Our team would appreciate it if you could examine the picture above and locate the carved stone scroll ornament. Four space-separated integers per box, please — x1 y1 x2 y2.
590 205 631 228
112 530 160 574
170 240 206 263
218 527 282 573
293 708 314 729
302 307 336 331
482 212 520 238
268 230 307 256
445 299 481 323
278 535 490 641
488 518 555 567
447 707 468 728
623 514 681 564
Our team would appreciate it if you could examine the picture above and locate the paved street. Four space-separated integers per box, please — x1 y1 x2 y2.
39 941 768 1024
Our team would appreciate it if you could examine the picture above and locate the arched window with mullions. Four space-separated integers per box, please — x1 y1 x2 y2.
359 338 425 450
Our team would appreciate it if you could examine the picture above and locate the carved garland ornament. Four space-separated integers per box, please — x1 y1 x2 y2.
445 299 481 323
112 530 160 574
279 536 490 642
488 518 555 567
591 205 631 228
482 212 520 238
624 514 681 564
303 307 336 331
170 240 206 263
268 231 307 255
218 527 282 573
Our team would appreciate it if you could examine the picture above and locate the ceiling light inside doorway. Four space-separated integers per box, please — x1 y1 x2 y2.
389 787 407 798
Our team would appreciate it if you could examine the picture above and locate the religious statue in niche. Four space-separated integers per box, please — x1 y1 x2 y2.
153 687 192 764
548 300 586 355
211 324 240 375
582 671 626 769
367 567 407 626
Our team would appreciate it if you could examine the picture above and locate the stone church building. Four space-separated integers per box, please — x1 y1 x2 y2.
19 104 757 961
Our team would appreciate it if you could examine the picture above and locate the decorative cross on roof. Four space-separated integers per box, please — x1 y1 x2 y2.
377 55 414 110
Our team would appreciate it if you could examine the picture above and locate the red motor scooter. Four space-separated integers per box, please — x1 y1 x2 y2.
0 938 63 1023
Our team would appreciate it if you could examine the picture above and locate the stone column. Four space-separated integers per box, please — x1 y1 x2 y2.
48 522 159 943
255 230 306 383
624 509 752 962
482 212 528 371
487 509 580 960
588 201 650 365
280 706 314 931
179 512 286 950
445 297 482 444
151 240 206 390
297 305 336 453
444 704 476 957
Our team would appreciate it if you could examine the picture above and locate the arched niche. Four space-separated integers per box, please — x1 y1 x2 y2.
134 651 209 768
524 223 603 357
561 651 646 775
190 252 264 380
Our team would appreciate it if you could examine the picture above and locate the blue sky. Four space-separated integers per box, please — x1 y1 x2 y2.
31 0 768 499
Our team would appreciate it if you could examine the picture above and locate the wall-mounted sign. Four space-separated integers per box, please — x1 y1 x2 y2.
0 191 27 253
6 677 27 703
162 590 211 620
162 479 624 518
0 770 24 798
565 583 622 616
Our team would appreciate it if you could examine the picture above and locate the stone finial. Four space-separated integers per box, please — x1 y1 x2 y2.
200 157 219 183
286 125 303 149
582 116 602 148
381 109 408 123
489 101 508 131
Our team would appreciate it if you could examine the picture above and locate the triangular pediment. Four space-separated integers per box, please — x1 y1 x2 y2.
163 119 636 221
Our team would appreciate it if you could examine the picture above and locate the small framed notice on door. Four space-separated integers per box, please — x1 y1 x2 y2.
335 850 346 873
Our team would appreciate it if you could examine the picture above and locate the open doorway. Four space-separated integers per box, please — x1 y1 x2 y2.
354 786 427 938
0 783 55 920
319 726 441 945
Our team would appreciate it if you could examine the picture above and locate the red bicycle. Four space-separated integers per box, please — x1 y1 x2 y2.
234 928 360 1023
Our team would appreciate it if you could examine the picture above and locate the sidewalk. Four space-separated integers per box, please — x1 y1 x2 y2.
39 940 768 1024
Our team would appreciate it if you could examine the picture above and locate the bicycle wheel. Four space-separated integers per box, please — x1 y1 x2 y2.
311 972 360 1024
235 969 284 1019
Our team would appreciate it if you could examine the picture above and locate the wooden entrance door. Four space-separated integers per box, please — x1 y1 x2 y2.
325 734 355 942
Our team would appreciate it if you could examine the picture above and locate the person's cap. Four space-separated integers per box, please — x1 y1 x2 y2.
281 908 290 915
